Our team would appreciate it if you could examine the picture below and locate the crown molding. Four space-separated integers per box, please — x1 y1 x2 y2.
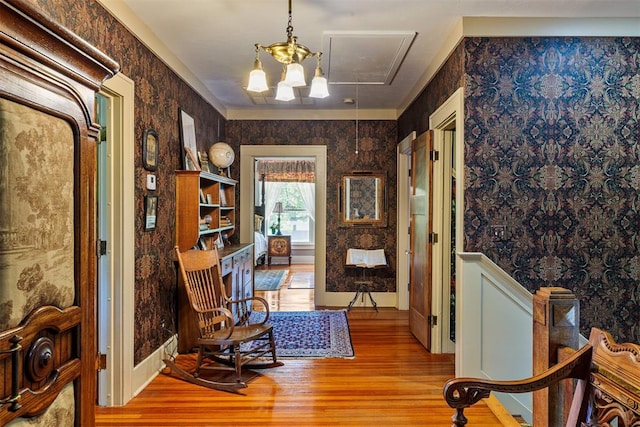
462 17 640 37
399 17 640 116
226 108 397 121
97 0 227 117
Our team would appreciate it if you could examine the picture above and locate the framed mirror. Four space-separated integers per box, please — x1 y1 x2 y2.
340 172 387 227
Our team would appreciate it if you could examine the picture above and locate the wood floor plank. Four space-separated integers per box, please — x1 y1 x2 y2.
96 308 506 426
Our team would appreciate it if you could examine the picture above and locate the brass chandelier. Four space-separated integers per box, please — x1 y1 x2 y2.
247 0 329 101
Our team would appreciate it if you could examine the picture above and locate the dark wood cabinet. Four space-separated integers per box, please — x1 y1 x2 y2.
0 1 119 425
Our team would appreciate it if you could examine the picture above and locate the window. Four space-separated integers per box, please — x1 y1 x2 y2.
267 182 315 244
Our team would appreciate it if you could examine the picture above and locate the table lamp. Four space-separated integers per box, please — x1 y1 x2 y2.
273 202 284 235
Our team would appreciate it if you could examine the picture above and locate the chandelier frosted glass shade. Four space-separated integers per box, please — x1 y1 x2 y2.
247 67 268 92
275 81 295 101
309 74 329 99
284 62 306 87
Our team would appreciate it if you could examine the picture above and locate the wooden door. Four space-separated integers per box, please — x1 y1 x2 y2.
0 1 118 425
409 131 434 351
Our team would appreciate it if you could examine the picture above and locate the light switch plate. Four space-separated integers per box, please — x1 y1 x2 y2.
146 174 156 191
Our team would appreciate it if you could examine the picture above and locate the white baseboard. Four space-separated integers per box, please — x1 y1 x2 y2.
131 335 175 399
319 291 398 308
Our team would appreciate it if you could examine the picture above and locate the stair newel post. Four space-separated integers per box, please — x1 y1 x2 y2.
532 287 580 427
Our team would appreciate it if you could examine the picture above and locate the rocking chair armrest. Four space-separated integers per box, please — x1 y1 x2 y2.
443 343 592 410
227 296 271 323
228 295 268 306
194 305 234 320
248 296 270 321
196 306 236 340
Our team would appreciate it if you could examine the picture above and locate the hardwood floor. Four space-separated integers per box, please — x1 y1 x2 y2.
95 305 507 426
254 263 315 311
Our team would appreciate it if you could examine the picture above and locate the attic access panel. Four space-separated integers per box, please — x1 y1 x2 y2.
323 31 416 85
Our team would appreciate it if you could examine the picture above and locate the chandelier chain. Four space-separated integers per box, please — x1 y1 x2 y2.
287 0 293 39
355 82 359 155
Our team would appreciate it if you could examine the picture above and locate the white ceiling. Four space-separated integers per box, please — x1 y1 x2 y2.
99 0 639 119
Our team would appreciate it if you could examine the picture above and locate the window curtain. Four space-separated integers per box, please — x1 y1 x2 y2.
295 182 315 222
259 159 316 227
257 160 315 183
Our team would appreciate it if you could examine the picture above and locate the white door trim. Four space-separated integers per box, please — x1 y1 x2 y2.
429 87 464 354
98 72 135 406
396 131 415 311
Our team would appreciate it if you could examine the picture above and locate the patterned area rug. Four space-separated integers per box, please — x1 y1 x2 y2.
288 272 314 289
255 269 288 291
250 310 354 358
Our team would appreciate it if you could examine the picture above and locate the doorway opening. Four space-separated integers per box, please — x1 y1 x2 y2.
253 157 316 311
239 145 328 308
96 73 135 406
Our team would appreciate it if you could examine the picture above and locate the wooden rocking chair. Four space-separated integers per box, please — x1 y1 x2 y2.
164 246 283 393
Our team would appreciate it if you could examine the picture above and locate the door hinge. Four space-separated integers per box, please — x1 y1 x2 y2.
97 353 107 371
428 315 438 327
430 150 439 161
97 239 107 256
428 232 438 244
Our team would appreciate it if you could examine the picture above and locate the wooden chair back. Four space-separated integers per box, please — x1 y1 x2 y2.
174 247 232 338
443 327 640 426
568 327 640 425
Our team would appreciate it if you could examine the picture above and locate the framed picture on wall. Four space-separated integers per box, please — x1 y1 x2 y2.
144 195 158 231
179 108 199 170
142 128 158 171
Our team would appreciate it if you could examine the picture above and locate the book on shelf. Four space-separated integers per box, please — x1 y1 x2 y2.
345 248 387 268
197 235 221 251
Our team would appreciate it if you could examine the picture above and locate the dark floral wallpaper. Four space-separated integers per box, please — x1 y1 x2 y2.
31 0 226 364
27 0 640 362
227 120 398 293
401 36 640 343
462 37 640 343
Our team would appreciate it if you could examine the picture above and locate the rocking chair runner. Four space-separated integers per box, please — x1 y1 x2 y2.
164 246 283 392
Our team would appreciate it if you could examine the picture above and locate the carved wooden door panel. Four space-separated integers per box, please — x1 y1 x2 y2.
409 131 434 351
0 1 118 425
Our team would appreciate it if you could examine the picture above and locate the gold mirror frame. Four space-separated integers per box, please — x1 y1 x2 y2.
340 172 387 227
